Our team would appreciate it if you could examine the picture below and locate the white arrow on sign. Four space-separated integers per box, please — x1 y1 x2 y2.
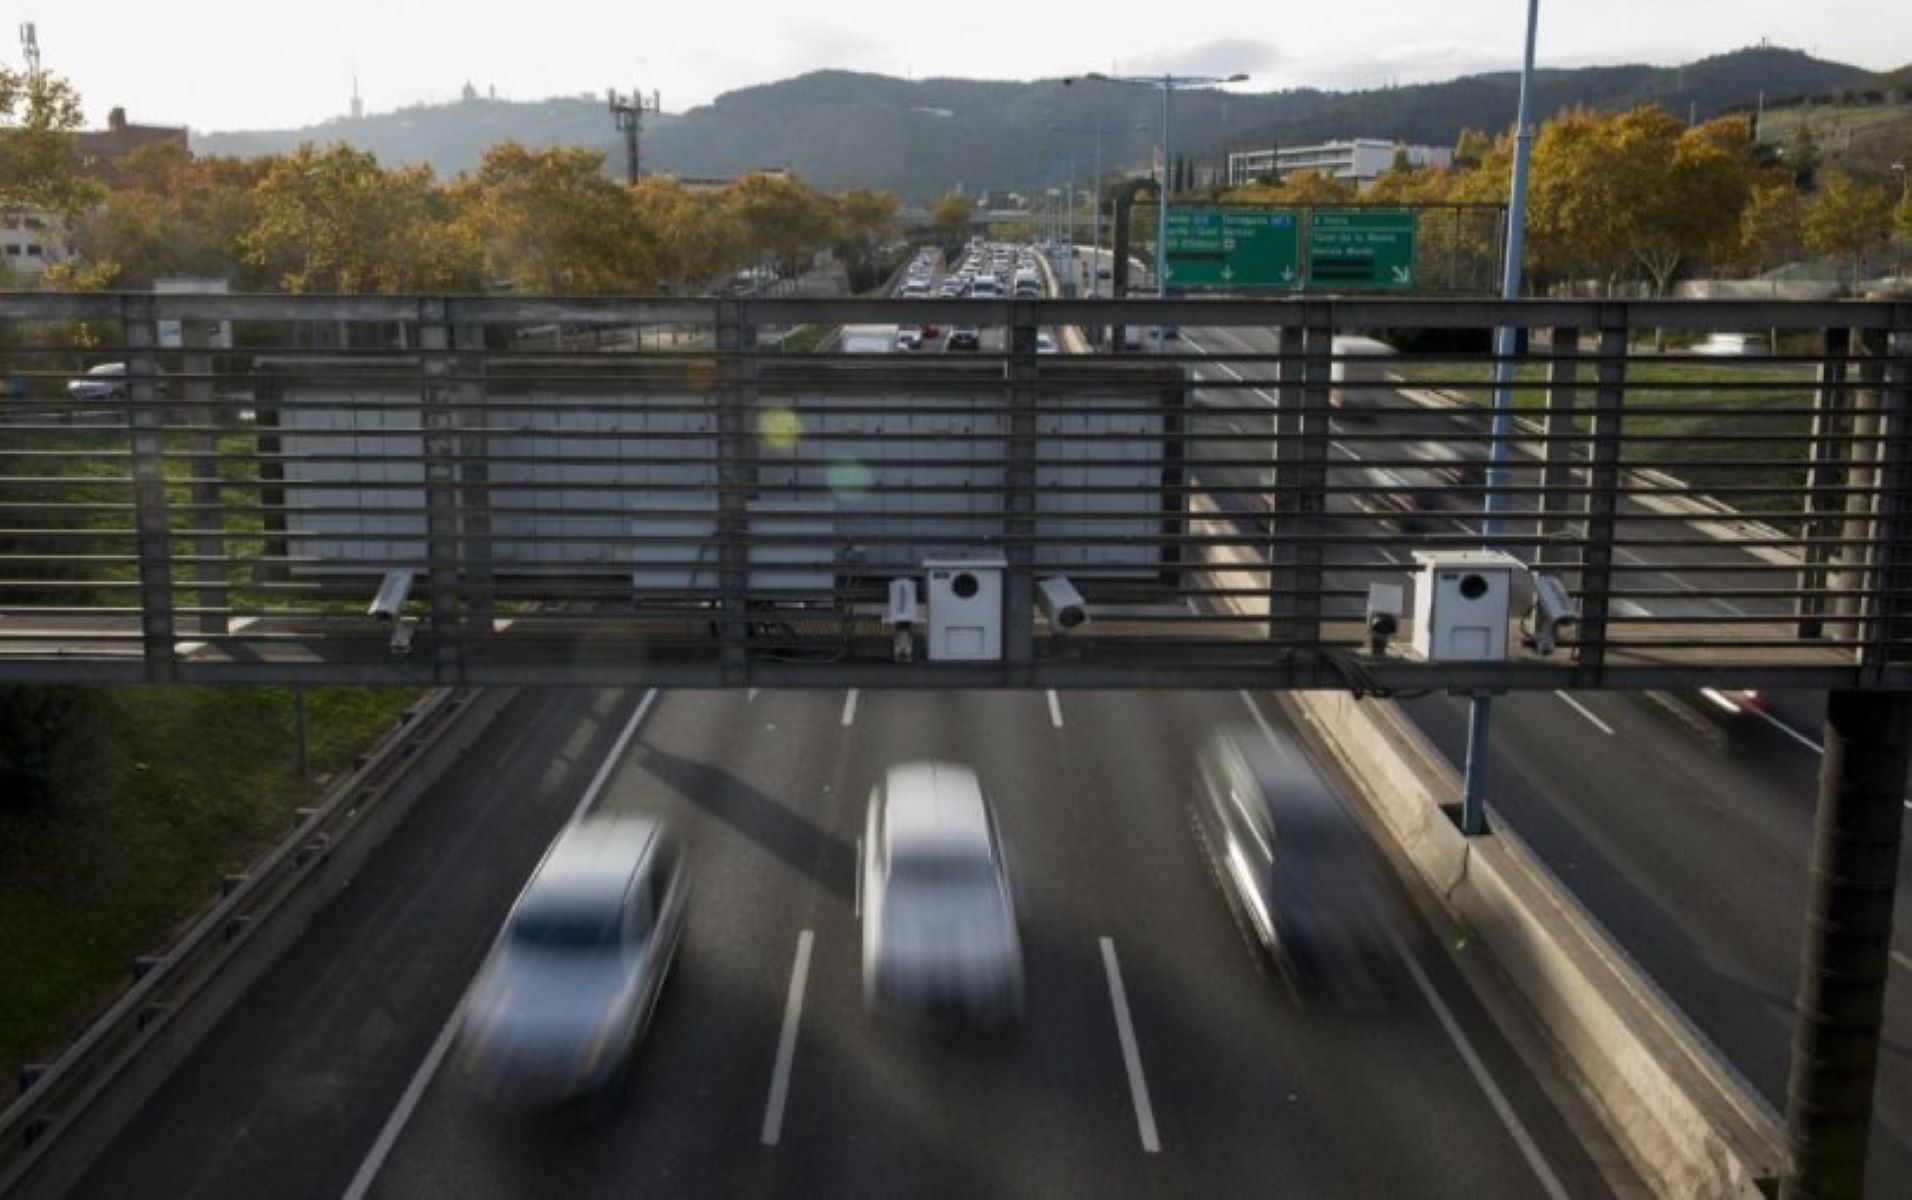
1222 264 1234 281
1391 266 1412 284
1281 267 1295 282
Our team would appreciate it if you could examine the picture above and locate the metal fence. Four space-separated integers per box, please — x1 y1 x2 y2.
0 292 1906 691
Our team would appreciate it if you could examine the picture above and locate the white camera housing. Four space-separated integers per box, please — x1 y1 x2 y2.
887 577 919 632
1411 550 1520 662
1036 575 1088 631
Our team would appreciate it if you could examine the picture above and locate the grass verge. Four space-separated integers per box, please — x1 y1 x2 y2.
0 683 424 1081
1388 358 1820 522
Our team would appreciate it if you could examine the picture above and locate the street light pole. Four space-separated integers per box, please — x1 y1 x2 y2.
1461 0 1541 839
1052 122 1144 298
1067 72 1248 324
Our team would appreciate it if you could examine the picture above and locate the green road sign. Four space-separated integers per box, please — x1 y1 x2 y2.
1162 208 1300 290
1306 210 1418 290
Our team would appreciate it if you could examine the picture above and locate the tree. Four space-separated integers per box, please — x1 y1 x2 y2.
0 66 100 218
452 142 654 293
630 176 746 292
241 143 480 293
722 171 836 278
928 190 972 247
1802 171 1892 283
1736 177 1806 275
831 186 902 284
54 147 270 289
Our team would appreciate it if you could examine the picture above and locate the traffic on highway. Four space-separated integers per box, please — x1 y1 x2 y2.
71 687 1612 1199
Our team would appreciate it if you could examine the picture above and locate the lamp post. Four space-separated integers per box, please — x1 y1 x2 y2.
1051 120 1148 298
1065 73 1248 304
1460 0 1540 841
1893 162 1907 280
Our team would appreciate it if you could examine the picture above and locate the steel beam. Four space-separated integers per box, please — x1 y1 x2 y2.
1782 689 1911 1199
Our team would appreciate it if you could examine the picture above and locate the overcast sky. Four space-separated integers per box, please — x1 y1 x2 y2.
17 1 1910 133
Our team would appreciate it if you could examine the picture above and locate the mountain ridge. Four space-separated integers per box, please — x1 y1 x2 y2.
191 47 1871 201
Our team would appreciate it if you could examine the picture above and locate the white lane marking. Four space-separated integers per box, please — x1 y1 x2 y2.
341 1001 464 1200
571 688 661 822
841 689 859 727
1718 703 1912 809
1743 704 1825 756
1386 929 1569 1200
1613 548 1747 618
1554 691 1615 736
760 929 816 1146
1099 937 1161 1153
1047 689 1065 729
344 686 664 1200
1375 548 1403 565
1893 951 1912 973
748 687 760 702
1238 689 1286 751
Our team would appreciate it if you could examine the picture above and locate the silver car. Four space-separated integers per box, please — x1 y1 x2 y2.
456 813 689 1111
1192 727 1392 1009
65 362 127 402
860 761 1024 1030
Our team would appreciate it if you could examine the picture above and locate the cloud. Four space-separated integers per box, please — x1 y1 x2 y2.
770 18 888 73
1123 37 1286 80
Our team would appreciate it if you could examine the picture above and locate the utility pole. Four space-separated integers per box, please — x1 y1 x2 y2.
19 21 41 83
607 87 661 185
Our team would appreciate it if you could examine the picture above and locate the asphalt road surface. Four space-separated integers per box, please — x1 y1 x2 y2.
73 687 1620 1200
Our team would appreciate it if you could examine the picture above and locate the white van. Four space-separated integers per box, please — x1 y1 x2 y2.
1329 336 1397 415
840 324 901 354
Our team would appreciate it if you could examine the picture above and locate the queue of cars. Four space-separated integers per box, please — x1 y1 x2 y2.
453 719 1393 1117
882 239 1061 353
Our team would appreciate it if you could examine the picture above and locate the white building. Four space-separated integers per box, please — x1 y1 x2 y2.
0 210 68 279
1227 139 1453 189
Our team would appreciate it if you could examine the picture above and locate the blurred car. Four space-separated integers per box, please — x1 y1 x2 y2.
1192 727 1392 1008
456 813 689 1112
860 761 1024 1030
1690 332 1768 357
66 362 128 402
947 325 981 351
895 325 925 350
1034 331 1058 355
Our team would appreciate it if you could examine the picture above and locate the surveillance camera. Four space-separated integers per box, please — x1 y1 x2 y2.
367 569 414 624
1036 575 1088 631
887 577 919 633
1526 573 1580 656
1365 581 1404 657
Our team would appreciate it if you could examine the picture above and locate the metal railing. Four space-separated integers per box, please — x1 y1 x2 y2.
0 292 1906 690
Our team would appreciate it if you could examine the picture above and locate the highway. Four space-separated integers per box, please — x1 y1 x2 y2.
71 687 1621 1199
1172 314 1912 1193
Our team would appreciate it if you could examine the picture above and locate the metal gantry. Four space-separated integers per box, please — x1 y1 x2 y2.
0 290 1909 1195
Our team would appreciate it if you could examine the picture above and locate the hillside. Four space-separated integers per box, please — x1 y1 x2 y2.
191 47 1868 201
1740 58 1912 183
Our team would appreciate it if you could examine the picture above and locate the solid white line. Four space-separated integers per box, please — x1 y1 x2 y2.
841 689 859 727
1099 937 1161 1153
1385 929 1569 1200
1238 689 1286 752
1553 691 1615 736
1892 950 1912 973
1047 689 1065 729
760 929 816 1146
1743 704 1824 756
341 1008 464 1200
572 687 661 822
342 687 664 1199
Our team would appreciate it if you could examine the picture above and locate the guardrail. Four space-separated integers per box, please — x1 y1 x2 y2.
0 686 511 1199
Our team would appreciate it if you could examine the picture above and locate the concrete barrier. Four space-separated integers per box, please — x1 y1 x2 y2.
1291 688 1784 1197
